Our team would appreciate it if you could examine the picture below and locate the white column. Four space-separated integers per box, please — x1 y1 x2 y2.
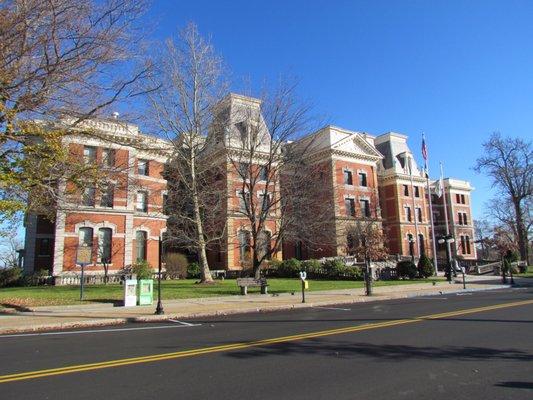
52 210 66 275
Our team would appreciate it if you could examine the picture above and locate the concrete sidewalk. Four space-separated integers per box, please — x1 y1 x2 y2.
0 278 511 334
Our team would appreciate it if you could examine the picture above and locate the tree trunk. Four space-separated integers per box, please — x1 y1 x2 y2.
191 155 213 284
513 200 529 262
253 254 261 279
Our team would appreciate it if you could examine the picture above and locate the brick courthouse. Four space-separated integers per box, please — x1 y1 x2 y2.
23 94 476 277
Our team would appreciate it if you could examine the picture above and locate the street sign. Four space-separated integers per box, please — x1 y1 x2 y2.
76 244 92 301
76 245 92 265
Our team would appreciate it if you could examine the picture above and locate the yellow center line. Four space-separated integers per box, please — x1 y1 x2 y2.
1 299 532 384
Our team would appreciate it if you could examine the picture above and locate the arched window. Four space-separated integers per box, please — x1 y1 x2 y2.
136 231 147 261
79 227 94 247
98 228 112 263
238 230 251 262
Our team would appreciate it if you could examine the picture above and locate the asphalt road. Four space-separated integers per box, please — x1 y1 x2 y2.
0 287 532 400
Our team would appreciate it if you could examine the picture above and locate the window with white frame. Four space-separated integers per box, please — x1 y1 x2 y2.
79 227 94 248
137 159 149 176
259 192 271 213
100 184 114 208
98 228 112 263
83 146 96 164
345 198 356 217
259 165 268 181
358 172 367 187
102 148 115 167
136 191 148 212
404 206 412 222
82 186 96 207
416 207 422 222
237 190 251 213
343 170 353 185
360 199 371 217
238 230 252 261
136 230 147 261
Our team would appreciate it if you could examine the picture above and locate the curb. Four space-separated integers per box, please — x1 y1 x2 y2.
0 284 510 335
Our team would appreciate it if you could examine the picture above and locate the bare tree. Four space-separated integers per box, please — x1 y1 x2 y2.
144 23 228 283
214 82 322 278
474 133 532 261
0 228 23 269
0 0 151 222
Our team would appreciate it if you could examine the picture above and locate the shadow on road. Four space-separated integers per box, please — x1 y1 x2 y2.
495 381 533 390
223 339 532 362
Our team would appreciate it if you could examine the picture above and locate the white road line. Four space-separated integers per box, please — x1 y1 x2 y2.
168 319 202 327
456 293 473 296
314 306 351 311
415 297 448 300
0 323 201 338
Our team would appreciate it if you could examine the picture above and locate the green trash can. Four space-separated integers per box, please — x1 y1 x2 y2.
138 279 154 305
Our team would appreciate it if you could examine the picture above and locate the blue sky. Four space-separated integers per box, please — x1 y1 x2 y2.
146 0 533 220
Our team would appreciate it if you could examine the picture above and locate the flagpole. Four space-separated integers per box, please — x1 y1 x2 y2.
440 162 452 263
423 134 438 275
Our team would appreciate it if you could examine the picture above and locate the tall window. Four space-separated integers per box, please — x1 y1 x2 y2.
405 206 412 222
466 236 471 254
458 212 463 225
259 165 268 181
403 185 409 196
414 186 420 197
295 241 303 260
345 198 356 217
137 159 149 176
136 191 148 212
418 234 425 255
79 227 93 247
236 121 249 147
360 199 371 217
259 192 271 213
463 213 468 225
238 162 249 179
358 172 367 187
238 230 252 262
456 194 461 203
83 146 96 164
98 228 112 263
37 238 53 256
407 234 414 256
238 191 250 213
82 186 96 207
416 207 422 222
343 170 353 185
102 148 115 167
136 231 147 261
100 184 114 208
461 194 466 204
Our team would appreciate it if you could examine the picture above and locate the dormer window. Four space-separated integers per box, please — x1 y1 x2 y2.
236 121 249 147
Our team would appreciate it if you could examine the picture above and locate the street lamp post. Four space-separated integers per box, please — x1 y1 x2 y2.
438 235 455 283
155 235 164 315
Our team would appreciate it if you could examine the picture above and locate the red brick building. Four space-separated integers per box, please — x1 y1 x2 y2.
282 126 383 260
23 118 170 276
375 133 434 259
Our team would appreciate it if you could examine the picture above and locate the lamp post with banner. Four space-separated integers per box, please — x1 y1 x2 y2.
76 244 92 301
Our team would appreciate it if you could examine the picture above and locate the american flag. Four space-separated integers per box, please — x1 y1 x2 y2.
421 135 428 161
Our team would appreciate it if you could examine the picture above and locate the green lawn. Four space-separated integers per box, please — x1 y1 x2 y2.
0 278 442 308
517 266 533 278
